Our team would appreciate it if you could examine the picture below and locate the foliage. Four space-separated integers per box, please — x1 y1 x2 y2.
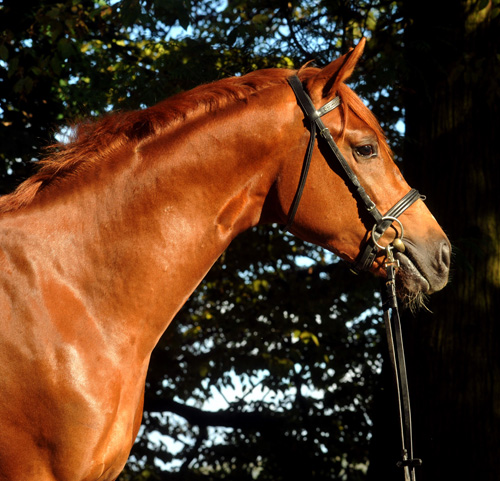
1 0 222 190
0 0 407 190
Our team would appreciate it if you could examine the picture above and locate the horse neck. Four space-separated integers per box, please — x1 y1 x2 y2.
1 92 288 360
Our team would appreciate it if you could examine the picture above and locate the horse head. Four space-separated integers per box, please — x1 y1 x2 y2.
271 39 450 307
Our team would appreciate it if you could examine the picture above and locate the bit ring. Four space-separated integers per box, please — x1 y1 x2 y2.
371 216 404 251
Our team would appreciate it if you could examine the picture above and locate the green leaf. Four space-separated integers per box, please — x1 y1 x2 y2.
0 44 8 61
57 38 74 59
50 56 62 75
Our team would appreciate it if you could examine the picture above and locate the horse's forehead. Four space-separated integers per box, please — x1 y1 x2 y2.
343 115 378 139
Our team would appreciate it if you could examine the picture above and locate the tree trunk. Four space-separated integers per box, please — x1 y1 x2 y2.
370 1 500 480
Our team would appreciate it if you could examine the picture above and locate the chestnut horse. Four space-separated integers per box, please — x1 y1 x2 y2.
0 39 450 480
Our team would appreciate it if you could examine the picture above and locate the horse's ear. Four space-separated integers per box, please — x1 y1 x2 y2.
306 37 366 102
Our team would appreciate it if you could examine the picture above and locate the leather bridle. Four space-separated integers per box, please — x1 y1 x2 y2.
286 74 423 481
285 75 423 272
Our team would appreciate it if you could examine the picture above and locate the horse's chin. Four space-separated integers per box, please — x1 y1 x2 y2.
394 251 431 312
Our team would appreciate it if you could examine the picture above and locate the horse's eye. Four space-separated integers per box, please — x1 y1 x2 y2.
354 145 376 158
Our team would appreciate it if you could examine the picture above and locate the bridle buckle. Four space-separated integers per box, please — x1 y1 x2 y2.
384 245 401 271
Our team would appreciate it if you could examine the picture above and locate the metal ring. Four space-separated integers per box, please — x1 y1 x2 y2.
371 216 404 251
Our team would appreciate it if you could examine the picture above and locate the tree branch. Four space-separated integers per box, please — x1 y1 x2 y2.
144 397 285 430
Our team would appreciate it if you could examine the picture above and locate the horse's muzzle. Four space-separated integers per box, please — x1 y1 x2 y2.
396 237 451 297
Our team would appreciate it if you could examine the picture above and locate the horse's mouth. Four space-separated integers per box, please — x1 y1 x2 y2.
394 251 430 307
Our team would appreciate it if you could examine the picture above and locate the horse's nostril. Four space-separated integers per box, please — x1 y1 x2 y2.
440 241 451 271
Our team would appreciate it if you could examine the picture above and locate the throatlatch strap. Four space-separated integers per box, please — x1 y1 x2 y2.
283 116 317 232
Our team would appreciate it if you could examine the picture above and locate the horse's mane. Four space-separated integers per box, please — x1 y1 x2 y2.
0 69 291 213
0 65 389 213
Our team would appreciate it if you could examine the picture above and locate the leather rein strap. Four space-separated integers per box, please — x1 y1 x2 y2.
286 74 422 480
382 252 422 481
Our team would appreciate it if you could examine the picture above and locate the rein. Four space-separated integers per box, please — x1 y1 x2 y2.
286 75 422 480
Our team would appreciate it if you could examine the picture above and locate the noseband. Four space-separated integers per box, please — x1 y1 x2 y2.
286 75 423 481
